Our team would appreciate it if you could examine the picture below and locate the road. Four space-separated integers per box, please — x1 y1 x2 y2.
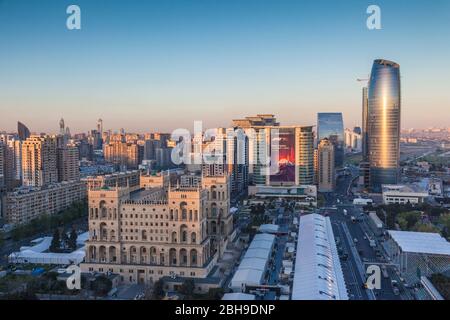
322 165 402 300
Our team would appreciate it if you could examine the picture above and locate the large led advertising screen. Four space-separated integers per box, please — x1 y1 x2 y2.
270 128 295 183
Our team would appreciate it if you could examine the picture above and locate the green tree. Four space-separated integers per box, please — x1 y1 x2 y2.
49 229 61 253
414 223 439 233
92 275 112 296
153 279 165 299
179 279 195 299
68 228 78 250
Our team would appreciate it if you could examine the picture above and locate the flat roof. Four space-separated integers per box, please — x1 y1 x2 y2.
388 230 450 255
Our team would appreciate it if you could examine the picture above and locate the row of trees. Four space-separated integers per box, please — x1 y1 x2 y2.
366 203 450 238
10 200 87 241
49 228 78 253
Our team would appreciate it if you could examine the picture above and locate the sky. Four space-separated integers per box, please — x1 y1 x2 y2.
0 0 449 134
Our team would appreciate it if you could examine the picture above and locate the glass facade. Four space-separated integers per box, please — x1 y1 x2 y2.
368 59 401 192
317 113 344 168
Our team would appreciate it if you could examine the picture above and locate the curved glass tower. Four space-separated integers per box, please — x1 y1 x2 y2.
368 59 401 192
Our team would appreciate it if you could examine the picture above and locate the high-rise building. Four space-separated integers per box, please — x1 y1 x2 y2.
232 115 314 187
367 59 401 192
318 138 335 192
57 143 80 182
21 135 58 187
0 142 5 189
201 128 249 196
317 113 344 168
104 137 144 170
344 128 362 153
17 121 31 141
362 86 369 160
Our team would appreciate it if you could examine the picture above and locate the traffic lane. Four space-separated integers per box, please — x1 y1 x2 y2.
340 211 401 300
331 221 368 300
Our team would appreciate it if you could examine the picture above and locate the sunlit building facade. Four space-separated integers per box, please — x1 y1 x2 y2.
368 59 401 192
317 113 344 168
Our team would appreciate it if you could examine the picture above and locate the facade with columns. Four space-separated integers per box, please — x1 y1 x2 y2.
201 175 234 255
81 183 217 284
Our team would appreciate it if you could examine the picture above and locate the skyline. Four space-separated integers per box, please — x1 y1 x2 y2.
1 0 450 133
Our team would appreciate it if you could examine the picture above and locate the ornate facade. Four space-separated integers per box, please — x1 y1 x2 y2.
81 181 218 284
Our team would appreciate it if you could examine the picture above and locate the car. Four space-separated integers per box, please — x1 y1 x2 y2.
353 238 358 244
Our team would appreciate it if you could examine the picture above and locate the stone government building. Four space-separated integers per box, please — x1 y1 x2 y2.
81 171 234 285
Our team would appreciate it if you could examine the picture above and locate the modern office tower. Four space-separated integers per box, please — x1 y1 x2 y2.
81 180 216 284
232 114 277 186
313 148 318 185
362 87 369 160
4 181 86 226
296 126 315 185
201 128 249 198
317 113 344 168
57 143 80 182
97 118 103 134
318 138 335 192
21 135 58 187
0 142 5 188
104 137 144 170
88 129 103 150
155 147 173 169
360 86 370 189
232 115 314 187
367 59 401 192
344 128 362 153
76 137 94 161
17 121 31 141
59 118 65 136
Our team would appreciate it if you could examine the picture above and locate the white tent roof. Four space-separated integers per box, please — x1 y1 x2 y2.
229 232 275 292
292 214 348 300
9 232 89 265
244 248 271 260
259 224 280 234
230 269 264 290
388 230 450 255
253 233 276 242
238 257 268 271
222 293 256 300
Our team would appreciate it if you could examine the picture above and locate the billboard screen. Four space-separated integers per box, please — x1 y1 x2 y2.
270 128 295 183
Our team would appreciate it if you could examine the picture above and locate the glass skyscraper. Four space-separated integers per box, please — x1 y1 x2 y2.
317 113 344 168
367 59 401 192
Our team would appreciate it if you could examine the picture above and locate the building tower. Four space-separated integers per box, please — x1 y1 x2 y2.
21 135 58 187
367 59 401 192
318 138 335 192
317 113 344 168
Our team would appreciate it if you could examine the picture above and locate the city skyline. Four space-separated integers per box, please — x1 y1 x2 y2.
1 0 450 133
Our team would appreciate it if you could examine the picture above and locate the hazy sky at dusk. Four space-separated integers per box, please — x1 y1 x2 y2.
1 0 449 134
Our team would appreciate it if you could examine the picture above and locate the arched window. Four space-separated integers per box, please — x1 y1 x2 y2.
191 232 197 244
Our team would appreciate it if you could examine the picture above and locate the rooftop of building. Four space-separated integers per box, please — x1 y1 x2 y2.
382 184 428 194
387 230 450 255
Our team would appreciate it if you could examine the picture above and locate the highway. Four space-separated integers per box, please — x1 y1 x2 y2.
323 166 402 300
